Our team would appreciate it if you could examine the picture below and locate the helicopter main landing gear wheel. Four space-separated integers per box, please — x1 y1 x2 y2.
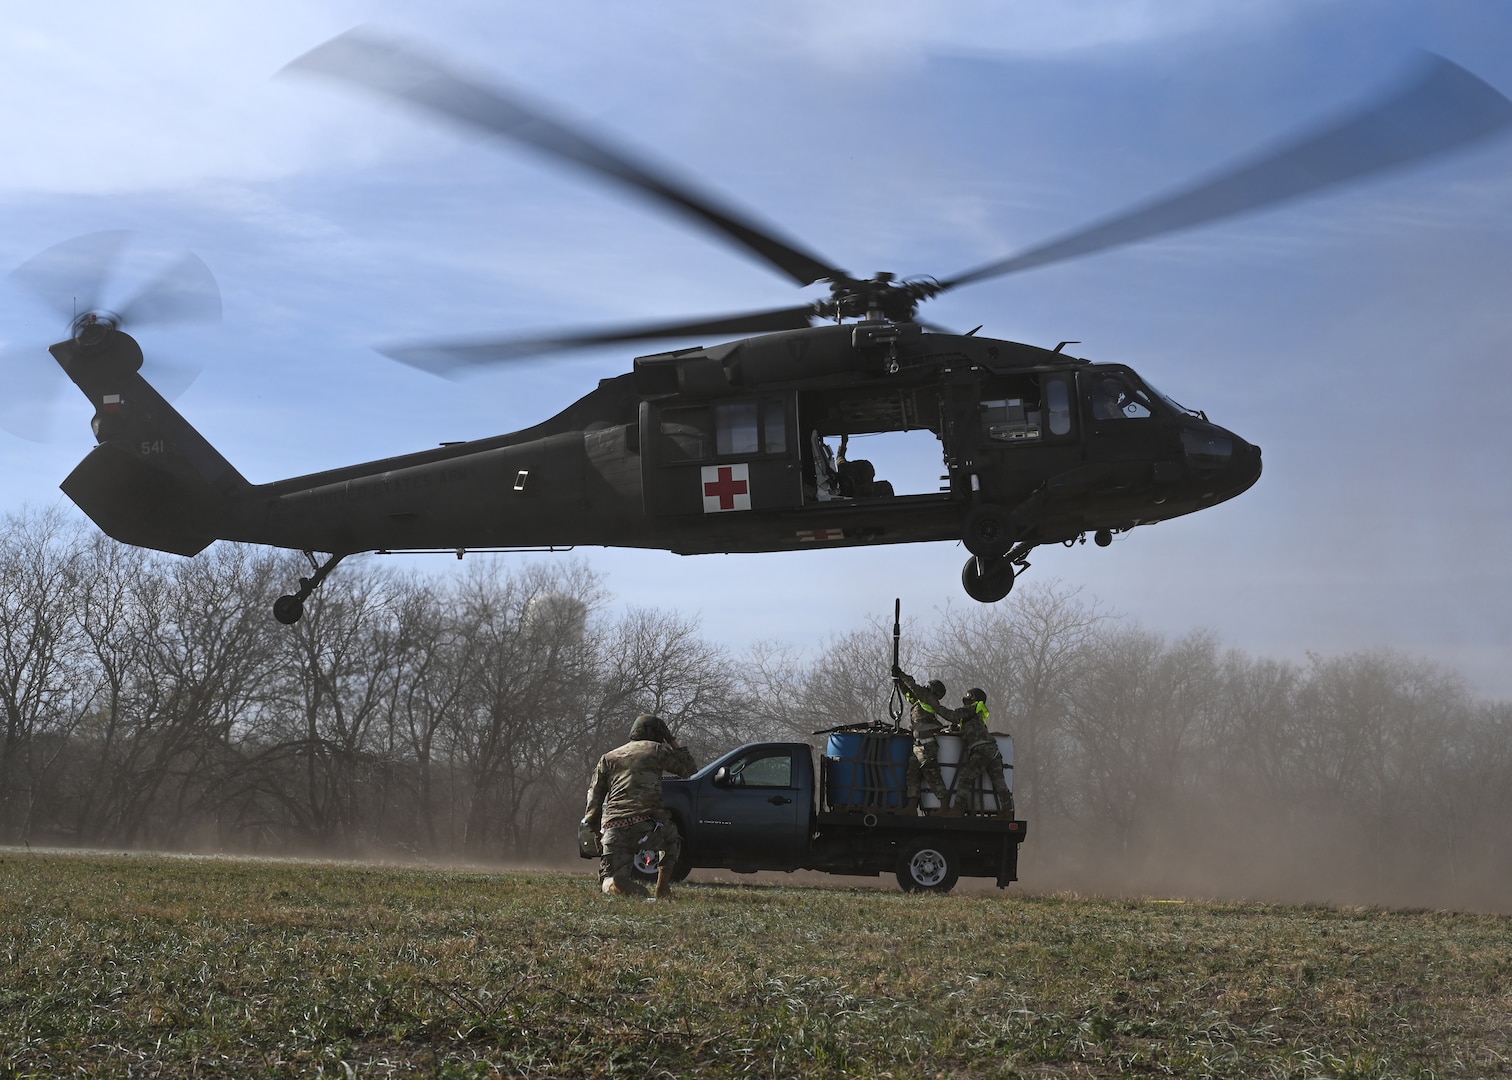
273 551 347 625
962 554 1015 603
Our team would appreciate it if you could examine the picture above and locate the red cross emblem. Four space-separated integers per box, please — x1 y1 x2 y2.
701 463 751 512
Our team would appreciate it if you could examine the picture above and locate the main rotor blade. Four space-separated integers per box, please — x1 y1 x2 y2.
382 304 818 376
117 251 222 328
285 30 845 288
942 54 1512 291
0 344 64 442
9 230 129 323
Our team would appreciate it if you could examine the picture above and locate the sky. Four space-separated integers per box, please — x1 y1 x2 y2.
2 1 1512 698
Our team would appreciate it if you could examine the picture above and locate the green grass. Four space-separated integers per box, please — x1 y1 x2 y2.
1 852 1509 1077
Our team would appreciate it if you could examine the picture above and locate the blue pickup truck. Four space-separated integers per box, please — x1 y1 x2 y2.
633 739 1027 894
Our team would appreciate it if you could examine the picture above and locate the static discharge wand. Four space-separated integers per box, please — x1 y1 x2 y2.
889 597 905 729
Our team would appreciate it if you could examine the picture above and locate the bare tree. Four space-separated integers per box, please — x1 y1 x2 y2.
0 509 91 842
799 623 900 735
250 561 413 851
1060 625 1222 853
384 576 480 851
445 560 604 858
590 605 756 760
76 544 282 846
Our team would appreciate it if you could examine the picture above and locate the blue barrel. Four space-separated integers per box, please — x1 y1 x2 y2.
824 732 911 809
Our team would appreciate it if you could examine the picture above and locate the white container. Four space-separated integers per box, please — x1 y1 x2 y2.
919 734 1014 811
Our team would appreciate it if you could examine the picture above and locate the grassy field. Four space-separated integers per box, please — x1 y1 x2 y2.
1 852 1509 1078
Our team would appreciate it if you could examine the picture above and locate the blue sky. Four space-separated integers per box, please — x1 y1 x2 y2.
3 1 1512 697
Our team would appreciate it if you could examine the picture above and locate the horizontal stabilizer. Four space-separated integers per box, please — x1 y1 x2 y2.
61 443 221 557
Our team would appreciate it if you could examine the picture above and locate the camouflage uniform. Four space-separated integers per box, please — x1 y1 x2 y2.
952 690 1013 816
895 670 952 811
583 715 697 897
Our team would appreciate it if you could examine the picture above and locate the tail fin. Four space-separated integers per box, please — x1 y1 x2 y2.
52 329 248 556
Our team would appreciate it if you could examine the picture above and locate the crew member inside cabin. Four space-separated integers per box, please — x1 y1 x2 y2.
835 434 894 499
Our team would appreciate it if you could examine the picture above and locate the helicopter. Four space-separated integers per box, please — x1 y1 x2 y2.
21 33 1512 624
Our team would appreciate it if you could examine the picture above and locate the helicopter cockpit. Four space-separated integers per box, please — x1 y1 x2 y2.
1086 367 1208 423
1089 370 1154 420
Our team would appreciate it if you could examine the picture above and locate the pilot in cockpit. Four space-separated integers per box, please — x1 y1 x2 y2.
1091 373 1150 420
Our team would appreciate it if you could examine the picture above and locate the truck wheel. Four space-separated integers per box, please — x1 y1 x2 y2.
895 838 960 894
632 848 660 883
632 848 691 883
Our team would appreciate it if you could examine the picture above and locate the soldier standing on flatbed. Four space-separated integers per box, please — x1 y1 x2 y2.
583 714 698 899
952 688 1013 817
893 665 957 815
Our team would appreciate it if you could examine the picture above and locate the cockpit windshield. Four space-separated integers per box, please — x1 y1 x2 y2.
1142 378 1203 419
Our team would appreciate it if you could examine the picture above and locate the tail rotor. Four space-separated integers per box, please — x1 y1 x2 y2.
3 232 221 441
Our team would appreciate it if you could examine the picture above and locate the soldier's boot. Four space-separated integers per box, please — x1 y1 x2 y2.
602 876 649 898
651 865 675 901
936 798 964 818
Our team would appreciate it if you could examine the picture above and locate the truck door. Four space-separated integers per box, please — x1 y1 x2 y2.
641 396 801 518
694 745 806 861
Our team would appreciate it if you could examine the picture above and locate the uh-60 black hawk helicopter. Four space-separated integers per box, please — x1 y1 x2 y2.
20 33 1512 623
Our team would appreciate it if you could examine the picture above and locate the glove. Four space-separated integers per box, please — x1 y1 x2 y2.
891 663 903 678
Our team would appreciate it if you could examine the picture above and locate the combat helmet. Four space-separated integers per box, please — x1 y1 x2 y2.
630 714 670 742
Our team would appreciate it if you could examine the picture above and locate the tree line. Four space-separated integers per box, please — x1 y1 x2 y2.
3 508 1508 910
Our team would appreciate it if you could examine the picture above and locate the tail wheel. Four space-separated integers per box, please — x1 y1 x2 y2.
963 504 1017 558
273 594 305 625
895 838 960 894
961 555 1015 603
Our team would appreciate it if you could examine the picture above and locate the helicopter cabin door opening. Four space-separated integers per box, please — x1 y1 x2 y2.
795 384 949 505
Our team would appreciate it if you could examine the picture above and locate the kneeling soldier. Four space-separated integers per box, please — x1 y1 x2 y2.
583 714 697 899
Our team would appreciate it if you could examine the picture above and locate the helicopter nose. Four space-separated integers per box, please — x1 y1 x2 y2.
1180 422 1262 496
1237 438 1262 488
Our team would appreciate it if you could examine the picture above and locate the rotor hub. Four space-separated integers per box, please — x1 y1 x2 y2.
819 274 942 324
71 311 121 347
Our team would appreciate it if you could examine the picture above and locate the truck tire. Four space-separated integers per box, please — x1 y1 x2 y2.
895 838 960 894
